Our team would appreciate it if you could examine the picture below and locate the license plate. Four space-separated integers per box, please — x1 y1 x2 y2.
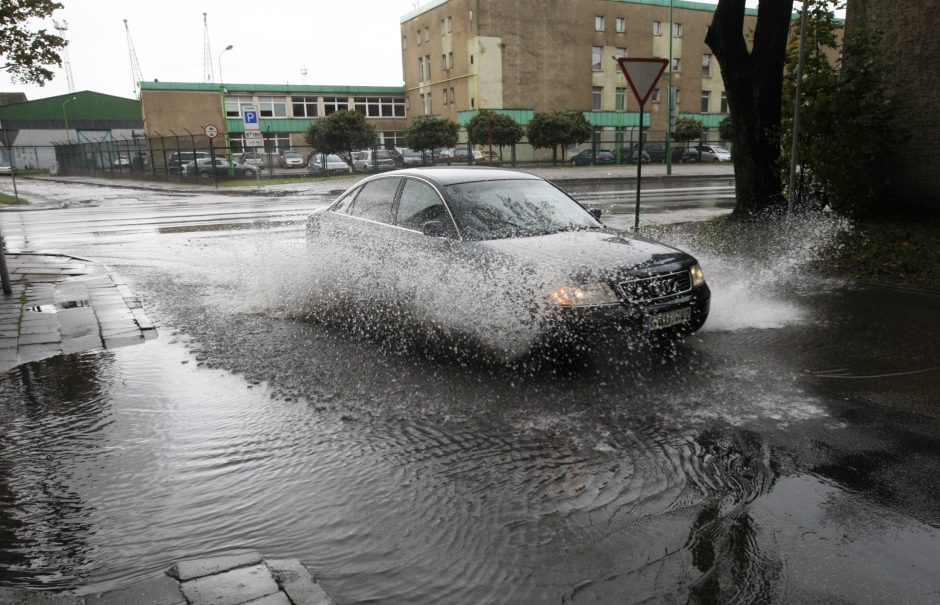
644 306 692 331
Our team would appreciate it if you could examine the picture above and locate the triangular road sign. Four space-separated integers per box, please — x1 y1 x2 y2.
617 58 668 106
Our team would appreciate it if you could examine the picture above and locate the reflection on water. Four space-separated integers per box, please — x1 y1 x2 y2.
1 336 939 603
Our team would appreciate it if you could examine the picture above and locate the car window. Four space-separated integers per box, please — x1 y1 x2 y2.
445 179 600 241
348 177 401 223
396 179 456 235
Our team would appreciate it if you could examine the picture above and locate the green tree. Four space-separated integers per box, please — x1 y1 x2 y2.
718 116 735 142
465 110 524 157
706 0 795 218
304 110 376 166
1 0 67 84
526 111 593 165
781 0 895 216
674 117 704 142
405 116 459 163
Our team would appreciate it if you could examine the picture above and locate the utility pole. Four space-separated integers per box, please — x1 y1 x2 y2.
787 0 810 214
665 0 674 175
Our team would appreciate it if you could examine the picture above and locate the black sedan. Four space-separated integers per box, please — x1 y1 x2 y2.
570 149 616 166
306 168 710 358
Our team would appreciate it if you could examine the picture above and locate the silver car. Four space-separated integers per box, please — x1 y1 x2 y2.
307 153 351 176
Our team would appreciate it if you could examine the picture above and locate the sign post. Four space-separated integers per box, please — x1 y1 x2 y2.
0 125 19 295
616 57 668 232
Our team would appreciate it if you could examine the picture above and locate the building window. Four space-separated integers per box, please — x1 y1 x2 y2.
354 97 406 118
700 90 711 113
653 21 662 36
615 87 626 111
592 87 603 111
702 54 712 78
615 47 626 61
672 57 681 71
442 88 448 105
424 27 429 43
402 34 407 50
616 17 625 33
595 16 605 31
673 22 683 38
450 87 455 105
675 89 681 105
258 96 287 118
378 131 405 149
262 132 291 154
652 88 661 103
425 93 432 115
447 16 452 32
720 91 728 113
419 93 424 114
448 52 453 69
291 96 318 118
425 55 431 80
416 27 421 46
592 46 603 71
224 95 253 118
441 18 446 36
323 97 349 115
442 54 447 72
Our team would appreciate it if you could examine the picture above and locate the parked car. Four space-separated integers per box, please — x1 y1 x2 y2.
307 153 351 176
695 144 732 162
570 149 616 166
240 151 265 166
167 151 212 174
181 157 258 178
305 168 710 356
615 147 652 164
351 149 397 172
278 150 305 168
395 147 433 167
111 156 131 168
0 161 15 176
630 142 691 163
473 149 503 165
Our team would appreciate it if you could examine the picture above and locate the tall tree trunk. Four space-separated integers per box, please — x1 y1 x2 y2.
706 0 794 218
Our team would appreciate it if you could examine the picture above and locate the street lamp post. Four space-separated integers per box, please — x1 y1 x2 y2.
62 96 77 144
218 45 235 176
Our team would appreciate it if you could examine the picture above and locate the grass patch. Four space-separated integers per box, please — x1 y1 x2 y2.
813 216 940 291
0 192 28 205
644 213 940 292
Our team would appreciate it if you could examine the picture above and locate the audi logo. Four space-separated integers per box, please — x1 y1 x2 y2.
651 279 680 297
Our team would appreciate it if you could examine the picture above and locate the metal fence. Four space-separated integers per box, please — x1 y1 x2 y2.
46 128 730 182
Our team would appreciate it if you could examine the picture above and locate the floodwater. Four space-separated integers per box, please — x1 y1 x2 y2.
1 179 939 603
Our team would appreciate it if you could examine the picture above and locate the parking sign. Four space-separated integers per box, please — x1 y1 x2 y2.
242 105 259 130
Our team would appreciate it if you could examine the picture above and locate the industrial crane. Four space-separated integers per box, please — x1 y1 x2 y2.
123 19 143 98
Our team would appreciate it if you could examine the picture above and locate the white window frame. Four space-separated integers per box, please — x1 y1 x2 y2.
592 46 603 72
291 96 318 118
616 17 625 33
702 54 713 78
592 86 603 111
323 97 349 115
225 95 254 118
701 90 711 113
595 16 605 32
258 96 287 119
673 22 683 38
653 21 662 36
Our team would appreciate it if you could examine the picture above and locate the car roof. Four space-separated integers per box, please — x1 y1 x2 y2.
359 167 542 187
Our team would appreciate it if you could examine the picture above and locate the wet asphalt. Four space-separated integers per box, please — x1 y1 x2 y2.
0 173 938 604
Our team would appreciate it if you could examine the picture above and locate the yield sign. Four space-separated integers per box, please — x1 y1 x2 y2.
617 58 668 106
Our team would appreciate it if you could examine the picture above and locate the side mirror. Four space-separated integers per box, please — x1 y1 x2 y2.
588 207 603 221
422 220 447 238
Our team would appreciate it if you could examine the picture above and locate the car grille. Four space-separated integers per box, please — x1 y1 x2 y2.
617 270 692 303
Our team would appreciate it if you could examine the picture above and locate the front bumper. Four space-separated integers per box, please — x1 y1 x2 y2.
544 284 711 345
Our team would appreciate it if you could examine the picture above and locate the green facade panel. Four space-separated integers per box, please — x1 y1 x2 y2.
0 90 141 122
225 118 316 134
584 111 647 127
680 113 728 128
456 109 535 125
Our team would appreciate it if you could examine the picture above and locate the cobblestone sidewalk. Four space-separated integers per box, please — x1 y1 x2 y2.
0 253 156 372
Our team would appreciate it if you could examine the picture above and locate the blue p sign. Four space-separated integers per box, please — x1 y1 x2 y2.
244 111 258 125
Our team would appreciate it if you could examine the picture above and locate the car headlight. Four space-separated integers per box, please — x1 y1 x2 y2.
549 282 620 307
690 263 706 287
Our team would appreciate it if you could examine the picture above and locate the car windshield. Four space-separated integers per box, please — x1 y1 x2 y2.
284 151 300 158
445 179 600 241
713 146 730 153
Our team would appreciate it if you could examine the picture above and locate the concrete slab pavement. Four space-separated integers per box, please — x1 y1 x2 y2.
0 552 335 605
0 253 156 372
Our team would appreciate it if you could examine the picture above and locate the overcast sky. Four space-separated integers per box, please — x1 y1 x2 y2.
4 0 811 102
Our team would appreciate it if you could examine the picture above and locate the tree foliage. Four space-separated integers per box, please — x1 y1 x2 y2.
781 0 895 216
304 110 376 161
718 116 735 142
465 110 524 151
0 0 66 85
526 111 593 164
706 0 795 218
673 117 704 142
405 116 459 155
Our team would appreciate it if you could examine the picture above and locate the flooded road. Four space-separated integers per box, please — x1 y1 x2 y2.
1 178 939 604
